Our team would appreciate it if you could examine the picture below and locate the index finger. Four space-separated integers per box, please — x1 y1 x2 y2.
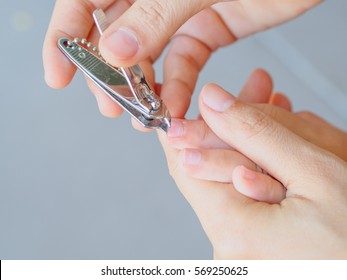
161 6 237 118
42 0 114 88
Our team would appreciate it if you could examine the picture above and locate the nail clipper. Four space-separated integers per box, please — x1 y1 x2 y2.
57 9 171 132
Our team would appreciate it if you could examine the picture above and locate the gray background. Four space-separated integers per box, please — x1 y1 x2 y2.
1 0 346 259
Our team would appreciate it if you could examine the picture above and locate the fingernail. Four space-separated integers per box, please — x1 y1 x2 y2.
183 149 201 166
240 166 256 181
104 28 139 59
202 85 235 112
168 120 184 138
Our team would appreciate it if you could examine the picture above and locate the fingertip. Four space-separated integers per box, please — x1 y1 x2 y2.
239 68 273 103
252 68 273 95
200 83 236 113
95 92 124 118
167 119 185 138
232 165 257 192
93 89 123 118
232 165 266 202
161 80 192 118
237 165 257 180
201 83 223 93
85 77 123 118
99 27 141 67
131 118 152 132
251 68 272 83
44 69 74 89
232 165 286 204
43 41 76 89
270 93 292 112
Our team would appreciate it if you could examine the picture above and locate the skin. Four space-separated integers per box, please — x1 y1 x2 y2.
43 0 347 258
159 83 347 259
167 69 347 203
43 0 323 120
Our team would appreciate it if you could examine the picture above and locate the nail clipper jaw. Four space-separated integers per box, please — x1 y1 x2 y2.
58 36 171 132
92 8 171 132
160 116 171 133
136 101 171 132
142 115 171 133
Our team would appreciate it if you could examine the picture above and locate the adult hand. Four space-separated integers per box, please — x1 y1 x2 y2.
166 69 347 203
43 0 323 121
159 83 347 259
166 68 295 203
43 0 156 124
99 0 322 118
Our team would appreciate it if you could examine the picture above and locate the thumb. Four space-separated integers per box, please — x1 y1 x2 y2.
99 0 216 66
198 84 331 197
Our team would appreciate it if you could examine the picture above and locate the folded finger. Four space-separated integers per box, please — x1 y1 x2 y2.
238 68 273 103
44 0 143 89
43 0 114 88
86 78 124 118
180 148 256 182
199 83 329 196
167 119 229 149
269 93 292 111
157 131 262 250
232 165 286 204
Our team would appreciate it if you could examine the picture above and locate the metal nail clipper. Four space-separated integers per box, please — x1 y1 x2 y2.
57 9 171 132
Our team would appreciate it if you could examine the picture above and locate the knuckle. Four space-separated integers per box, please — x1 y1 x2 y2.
198 121 210 144
74 0 96 24
261 104 279 119
138 0 167 33
296 110 315 120
220 150 233 167
310 149 342 176
235 105 275 141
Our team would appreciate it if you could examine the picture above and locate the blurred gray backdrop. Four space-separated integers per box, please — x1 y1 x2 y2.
1 0 346 259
